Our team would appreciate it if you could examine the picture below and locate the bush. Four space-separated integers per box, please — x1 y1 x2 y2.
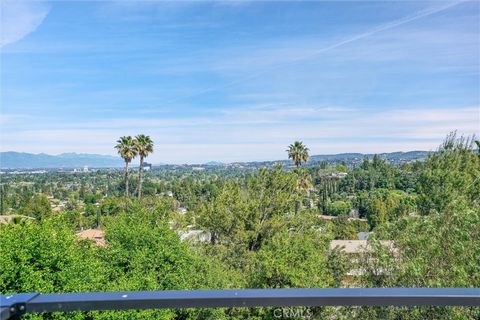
326 200 352 216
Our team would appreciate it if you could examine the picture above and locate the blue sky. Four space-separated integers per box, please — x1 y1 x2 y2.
1 0 479 163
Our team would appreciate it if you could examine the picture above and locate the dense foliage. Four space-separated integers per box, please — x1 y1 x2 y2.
1 133 478 319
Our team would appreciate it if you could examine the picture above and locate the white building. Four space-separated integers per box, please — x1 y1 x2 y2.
178 229 211 243
177 207 188 215
142 162 152 171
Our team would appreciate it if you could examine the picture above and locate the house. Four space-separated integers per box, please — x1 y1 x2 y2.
76 229 106 246
317 214 367 222
177 229 211 243
177 207 187 214
329 240 397 283
357 232 371 240
332 172 348 178
329 240 394 254
318 215 336 220
142 162 152 171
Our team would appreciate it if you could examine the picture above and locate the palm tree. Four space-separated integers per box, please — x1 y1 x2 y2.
287 141 309 167
134 134 154 200
115 136 137 198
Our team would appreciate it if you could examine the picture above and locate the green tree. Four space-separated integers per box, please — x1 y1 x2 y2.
196 166 298 253
327 248 350 286
355 189 416 228
103 208 197 291
100 197 124 216
294 168 313 214
0 217 107 296
287 141 309 167
115 136 137 198
356 208 480 319
134 134 154 200
366 198 387 229
246 166 297 251
417 132 480 215
250 230 331 288
19 194 52 220
326 200 352 216
197 182 245 245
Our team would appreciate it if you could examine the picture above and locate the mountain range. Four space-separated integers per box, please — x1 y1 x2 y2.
0 152 124 169
0 151 430 169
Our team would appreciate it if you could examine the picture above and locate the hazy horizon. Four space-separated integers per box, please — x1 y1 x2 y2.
1 148 434 166
1 0 479 163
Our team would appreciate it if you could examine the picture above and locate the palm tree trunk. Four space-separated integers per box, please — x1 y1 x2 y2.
138 157 144 200
124 161 129 198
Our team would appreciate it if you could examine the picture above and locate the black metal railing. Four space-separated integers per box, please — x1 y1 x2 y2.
1 288 479 320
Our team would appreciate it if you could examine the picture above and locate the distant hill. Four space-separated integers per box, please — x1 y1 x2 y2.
203 161 225 166
229 151 431 168
0 150 431 169
0 152 124 169
308 151 430 164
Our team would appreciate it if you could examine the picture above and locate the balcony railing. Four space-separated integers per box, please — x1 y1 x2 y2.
1 288 479 320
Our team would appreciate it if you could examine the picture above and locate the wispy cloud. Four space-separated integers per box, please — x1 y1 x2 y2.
162 1 469 104
0 0 50 47
0 113 29 126
2 105 478 163
1 1 477 163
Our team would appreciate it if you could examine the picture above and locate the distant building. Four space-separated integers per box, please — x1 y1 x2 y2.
329 240 395 255
317 214 367 223
357 232 371 240
76 229 105 246
329 239 397 281
178 229 211 243
177 207 187 214
328 172 348 178
83 166 89 173
142 162 152 171
349 208 360 218
347 217 368 222
318 215 336 221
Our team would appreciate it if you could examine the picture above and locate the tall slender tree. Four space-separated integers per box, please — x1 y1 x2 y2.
134 134 154 200
115 136 137 198
294 169 313 214
287 141 310 167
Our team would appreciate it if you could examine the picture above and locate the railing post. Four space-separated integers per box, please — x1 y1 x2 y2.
0 293 39 320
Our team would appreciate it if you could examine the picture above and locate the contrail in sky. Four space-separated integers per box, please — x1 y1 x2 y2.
165 0 468 104
288 0 469 63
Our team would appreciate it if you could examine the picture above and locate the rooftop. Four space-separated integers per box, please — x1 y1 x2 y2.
76 229 106 247
329 240 395 254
